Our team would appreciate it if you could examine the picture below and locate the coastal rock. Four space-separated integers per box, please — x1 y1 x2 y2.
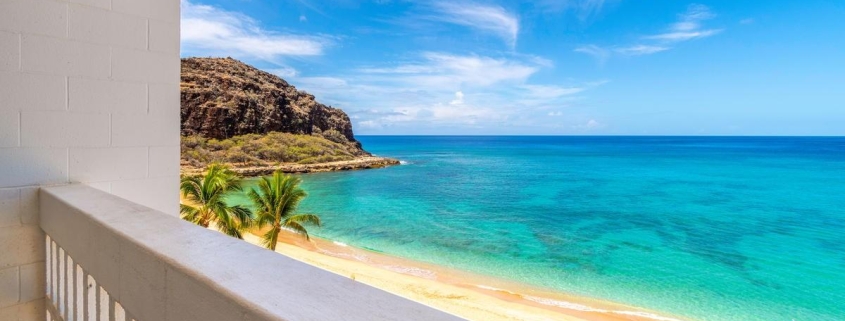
181 157 401 177
180 57 363 151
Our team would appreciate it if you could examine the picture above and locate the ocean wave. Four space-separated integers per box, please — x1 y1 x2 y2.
379 265 437 279
399 160 411 165
474 284 519 296
333 241 348 247
474 285 680 321
522 295 682 321
317 249 369 262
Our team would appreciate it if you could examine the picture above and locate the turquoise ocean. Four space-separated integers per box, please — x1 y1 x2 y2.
232 136 845 320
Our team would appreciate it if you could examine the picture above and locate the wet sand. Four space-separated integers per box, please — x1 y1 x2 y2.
241 230 688 321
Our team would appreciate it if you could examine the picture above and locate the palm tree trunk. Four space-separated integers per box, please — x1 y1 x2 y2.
269 222 281 251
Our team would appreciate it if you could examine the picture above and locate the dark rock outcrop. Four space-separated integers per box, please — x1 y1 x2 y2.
180 57 363 151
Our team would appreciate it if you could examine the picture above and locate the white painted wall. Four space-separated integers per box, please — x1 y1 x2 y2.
0 0 180 319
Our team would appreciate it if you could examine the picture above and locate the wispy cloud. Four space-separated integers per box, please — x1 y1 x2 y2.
180 0 330 62
575 45 611 64
614 45 670 56
267 67 299 78
646 4 722 42
534 0 609 20
360 52 538 88
290 0 328 17
576 4 721 62
427 1 519 48
574 119 603 130
520 85 586 99
287 52 600 132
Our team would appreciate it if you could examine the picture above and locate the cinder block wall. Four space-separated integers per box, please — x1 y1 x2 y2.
0 0 181 318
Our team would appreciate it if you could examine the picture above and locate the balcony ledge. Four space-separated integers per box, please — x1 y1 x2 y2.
40 184 462 321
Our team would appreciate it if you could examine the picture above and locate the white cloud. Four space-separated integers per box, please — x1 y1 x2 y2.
428 1 519 47
614 45 670 56
575 45 610 64
646 4 722 42
450 91 465 105
577 4 721 62
279 52 600 132
358 120 380 128
299 15 308 22
296 77 349 88
740 18 754 25
360 52 538 88
520 85 585 99
181 0 329 61
574 119 603 130
646 29 720 42
548 111 563 116
534 0 608 20
267 67 299 78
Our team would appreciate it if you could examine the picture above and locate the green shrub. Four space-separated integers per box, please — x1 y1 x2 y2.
181 131 361 168
321 129 348 144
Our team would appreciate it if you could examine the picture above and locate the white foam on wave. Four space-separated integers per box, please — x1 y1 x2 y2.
399 160 411 165
333 241 348 247
317 249 369 262
473 284 681 321
522 295 683 321
379 265 437 279
474 284 519 296
475 284 502 291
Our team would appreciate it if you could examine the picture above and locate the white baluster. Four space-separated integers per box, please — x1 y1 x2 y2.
114 302 125 321
86 274 97 321
68 256 76 321
76 264 84 321
99 287 108 321
46 236 52 303
51 242 58 309
58 247 65 318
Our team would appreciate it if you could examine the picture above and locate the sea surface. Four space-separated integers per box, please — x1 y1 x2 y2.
230 136 845 320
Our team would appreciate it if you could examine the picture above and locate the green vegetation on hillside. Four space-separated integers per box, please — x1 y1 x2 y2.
181 131 362 168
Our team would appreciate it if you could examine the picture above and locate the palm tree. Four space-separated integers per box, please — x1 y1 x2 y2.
180 163 253 239
248 170 322 250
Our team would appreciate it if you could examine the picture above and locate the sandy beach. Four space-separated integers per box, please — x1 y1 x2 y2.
241 230 687 321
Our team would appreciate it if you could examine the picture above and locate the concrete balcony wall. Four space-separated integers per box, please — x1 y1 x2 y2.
0 0 181 319
39 184 461 321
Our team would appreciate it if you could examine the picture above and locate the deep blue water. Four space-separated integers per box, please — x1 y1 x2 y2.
235 136 845 320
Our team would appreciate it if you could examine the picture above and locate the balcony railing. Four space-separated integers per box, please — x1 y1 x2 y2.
39 184 462 321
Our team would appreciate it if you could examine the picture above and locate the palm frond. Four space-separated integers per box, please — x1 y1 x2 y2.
229 205 254 229
247 169 322 248
179 203 201 223
286 214 322 227
282 221 310 240
180 163 255 239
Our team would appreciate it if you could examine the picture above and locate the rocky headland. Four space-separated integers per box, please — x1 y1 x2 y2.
180 57 397 175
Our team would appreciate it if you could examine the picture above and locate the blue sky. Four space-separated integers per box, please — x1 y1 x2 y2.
181 0 845 135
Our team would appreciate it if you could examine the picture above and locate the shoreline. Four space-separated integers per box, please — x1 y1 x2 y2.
181 156 400 177
242 230 689 321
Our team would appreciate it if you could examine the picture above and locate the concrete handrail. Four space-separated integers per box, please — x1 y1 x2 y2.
40 184 462 321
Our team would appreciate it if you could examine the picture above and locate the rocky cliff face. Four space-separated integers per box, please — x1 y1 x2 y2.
180 57 364 152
